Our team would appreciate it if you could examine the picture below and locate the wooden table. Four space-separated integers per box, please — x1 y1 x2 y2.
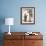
4 32 43 46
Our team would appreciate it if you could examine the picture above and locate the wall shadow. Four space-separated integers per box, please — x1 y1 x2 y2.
0 16 5 46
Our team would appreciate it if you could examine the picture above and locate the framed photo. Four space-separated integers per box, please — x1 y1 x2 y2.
21 7 35 24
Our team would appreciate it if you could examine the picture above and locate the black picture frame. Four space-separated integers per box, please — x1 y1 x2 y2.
20 7 35 24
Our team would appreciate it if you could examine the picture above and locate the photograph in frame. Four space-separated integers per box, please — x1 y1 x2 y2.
21 7 35 24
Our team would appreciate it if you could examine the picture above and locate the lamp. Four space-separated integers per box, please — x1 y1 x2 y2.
5 18 14 35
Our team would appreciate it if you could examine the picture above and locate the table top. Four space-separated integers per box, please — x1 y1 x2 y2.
4 32 43 40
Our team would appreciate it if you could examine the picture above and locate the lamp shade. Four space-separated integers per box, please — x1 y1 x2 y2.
5 18 14 25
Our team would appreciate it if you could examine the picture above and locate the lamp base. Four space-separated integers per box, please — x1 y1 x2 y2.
8 32 11 35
